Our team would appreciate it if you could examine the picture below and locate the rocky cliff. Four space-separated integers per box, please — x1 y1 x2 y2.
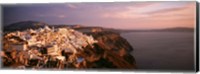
82 31 136 69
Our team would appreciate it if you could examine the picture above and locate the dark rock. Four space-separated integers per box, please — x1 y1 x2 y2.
76 31 137 69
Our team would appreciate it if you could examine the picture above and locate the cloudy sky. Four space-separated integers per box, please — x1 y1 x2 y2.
3 1 196 29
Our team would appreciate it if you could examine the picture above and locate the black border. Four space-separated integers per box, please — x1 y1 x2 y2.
196 1 199 72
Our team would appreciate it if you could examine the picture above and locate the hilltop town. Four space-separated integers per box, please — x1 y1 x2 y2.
1 21 137 69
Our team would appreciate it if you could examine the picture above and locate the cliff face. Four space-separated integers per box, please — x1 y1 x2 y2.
74 31 137 69
2 22 137 69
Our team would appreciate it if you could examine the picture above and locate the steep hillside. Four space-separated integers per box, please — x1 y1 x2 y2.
2 26 137 69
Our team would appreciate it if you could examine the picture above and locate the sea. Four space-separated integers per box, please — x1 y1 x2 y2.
120 32 195 71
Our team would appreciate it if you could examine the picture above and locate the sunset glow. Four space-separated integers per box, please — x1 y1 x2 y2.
3 1 196 29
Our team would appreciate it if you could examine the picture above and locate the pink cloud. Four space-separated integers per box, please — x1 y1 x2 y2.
66 4 77 9
100 2 195 29
57 15 66 18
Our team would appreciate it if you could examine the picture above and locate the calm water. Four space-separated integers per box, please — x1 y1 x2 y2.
121 32 195 71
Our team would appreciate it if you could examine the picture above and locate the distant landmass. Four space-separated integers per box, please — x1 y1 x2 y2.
116 27 194 33
3 21 194 33
3 21 48 32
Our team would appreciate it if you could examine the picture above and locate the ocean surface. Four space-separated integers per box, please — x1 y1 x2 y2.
120 32 195 71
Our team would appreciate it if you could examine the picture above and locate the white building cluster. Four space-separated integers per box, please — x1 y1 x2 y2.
4 26 98 68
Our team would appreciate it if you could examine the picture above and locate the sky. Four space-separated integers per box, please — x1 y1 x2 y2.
3 1 196 30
